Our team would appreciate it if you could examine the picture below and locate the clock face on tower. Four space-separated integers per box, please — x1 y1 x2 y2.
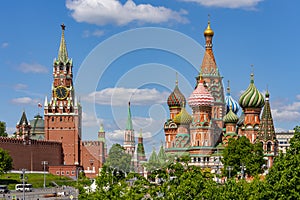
55 86 68 100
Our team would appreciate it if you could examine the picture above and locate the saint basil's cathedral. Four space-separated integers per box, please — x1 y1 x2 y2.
164 20 277 168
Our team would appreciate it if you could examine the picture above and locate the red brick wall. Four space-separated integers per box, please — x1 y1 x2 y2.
81 141 104 178
44 114 81 166
48 165 77 177
0 137 63 171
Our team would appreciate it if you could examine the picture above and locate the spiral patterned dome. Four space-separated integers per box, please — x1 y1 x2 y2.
223 106 239 124
225 81 240 114
239 73 265 109
188 78 214 107
167 83 186 107
174 107 192 124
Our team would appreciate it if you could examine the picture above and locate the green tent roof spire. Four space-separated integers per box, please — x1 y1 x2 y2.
57 24 68 63
148 147 159 164
126 102 133 130
99 123 105 132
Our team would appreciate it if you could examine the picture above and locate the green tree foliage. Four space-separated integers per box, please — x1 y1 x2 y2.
0 148 13 174
222 136 264 178
0 121 8 137
266 126 300 199
105 143 132 173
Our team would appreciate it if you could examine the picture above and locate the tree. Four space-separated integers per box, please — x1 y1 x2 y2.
105 143 132 173
0 148 13 174
266 126 300 199
222 136 264 178
0 121 8 137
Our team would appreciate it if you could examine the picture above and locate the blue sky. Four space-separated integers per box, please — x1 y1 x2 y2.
1 0 300 155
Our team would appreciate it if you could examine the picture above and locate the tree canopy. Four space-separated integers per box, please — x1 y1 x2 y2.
105 143 132 173
79 128 300 199
265 126 300 199
0 121 8 137
222 136 265 178
0 148 13 174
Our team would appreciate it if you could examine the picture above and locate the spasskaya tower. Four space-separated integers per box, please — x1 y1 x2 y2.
44 24 82 166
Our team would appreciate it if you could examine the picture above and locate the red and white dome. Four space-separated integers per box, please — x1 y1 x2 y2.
188 80 214 107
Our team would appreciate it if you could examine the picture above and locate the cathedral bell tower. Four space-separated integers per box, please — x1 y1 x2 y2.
196 17 225 130
44 24 82 166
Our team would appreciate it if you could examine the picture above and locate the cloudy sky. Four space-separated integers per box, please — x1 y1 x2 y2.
1 0 299 155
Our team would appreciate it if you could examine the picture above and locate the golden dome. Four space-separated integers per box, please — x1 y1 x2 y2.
204 21 214 37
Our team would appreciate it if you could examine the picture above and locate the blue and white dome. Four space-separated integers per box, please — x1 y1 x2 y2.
225 81 240 114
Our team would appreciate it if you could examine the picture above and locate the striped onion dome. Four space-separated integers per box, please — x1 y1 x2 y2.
223 105 239 124
239 73 265 109
167 81 186 107
173 106 192 124
225 81 240 114
188 77 214 107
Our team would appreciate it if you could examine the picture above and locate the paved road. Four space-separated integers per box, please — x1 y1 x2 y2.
0 186 78 200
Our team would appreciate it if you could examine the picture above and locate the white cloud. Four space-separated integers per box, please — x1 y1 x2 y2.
272 109 300 122
1 42 8 48
66 0 188 26
18 62 48 74
83 29 105 38
11 97 40 105
14 83 28 90
6 127 16 134
181 0 263 9
82 112 103 127
271 99 300 123
82 87 169 106
106 129 152 143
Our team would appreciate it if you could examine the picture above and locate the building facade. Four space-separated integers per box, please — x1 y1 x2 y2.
164 20 278 168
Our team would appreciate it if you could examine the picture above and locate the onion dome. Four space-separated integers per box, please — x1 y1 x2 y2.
167 80 186 107
188 76 214 107
239 73 265 109
225 81 240 114
204 21 214 37
223 105 239 124
174 106 192 124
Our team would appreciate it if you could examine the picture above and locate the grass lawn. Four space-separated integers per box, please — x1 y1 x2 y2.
0 173 77 190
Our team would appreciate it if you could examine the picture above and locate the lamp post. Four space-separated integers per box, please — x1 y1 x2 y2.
41 161 48 188
240 163 246 179
76 167 82 185
21 169 26 200
226 166 233 178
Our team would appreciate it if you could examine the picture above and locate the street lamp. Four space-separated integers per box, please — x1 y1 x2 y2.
21 169 26 200
41 161 48 188
240 163 246 179
226 166 233 178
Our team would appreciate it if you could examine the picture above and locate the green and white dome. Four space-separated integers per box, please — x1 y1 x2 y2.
239 73 265 109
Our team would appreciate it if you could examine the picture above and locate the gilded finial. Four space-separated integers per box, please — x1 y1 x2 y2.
227 80 230 94
265 85 269 98
139 128 143 137
250 64 254 83
199 72 203 82
204 14 214 36
175 72 178 86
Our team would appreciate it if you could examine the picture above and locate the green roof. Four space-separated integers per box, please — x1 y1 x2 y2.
126 102 133 130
